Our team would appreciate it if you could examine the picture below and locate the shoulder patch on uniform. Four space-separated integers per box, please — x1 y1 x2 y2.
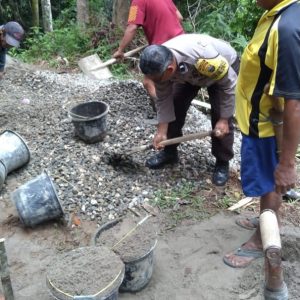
128 5 138 22
195 55 229 80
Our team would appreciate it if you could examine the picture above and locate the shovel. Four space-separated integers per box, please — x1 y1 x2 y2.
78 45 146 80
125 130 213 156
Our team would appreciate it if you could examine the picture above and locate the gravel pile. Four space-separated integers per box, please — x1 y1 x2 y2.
0 58 241 223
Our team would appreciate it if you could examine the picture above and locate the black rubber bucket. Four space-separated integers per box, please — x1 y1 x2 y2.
69 101 109 144
93 219 157 293
119 239 157 292
11 170 64 227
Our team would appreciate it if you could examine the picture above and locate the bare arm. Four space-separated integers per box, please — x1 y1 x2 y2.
175 8 183 23
113 24 138 59
154 123 169 149
274 99 300 194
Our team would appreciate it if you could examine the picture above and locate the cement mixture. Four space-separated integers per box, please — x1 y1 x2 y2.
46 246 124 297
95 217 157 262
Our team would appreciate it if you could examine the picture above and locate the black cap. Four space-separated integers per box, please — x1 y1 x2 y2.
4 21 25 47
139 45 173 75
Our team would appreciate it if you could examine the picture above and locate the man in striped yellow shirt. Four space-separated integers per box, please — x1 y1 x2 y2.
224 0 300 268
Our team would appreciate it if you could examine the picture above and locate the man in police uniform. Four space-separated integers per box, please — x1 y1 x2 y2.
139 33 239 186
224 0 300 268
0 21 24 80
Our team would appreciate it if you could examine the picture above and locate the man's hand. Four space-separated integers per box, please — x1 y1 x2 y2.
112 49 124 60
153 123 168 149
214 118 229 138
274 162 296 195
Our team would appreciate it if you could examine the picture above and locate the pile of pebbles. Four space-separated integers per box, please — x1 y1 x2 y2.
0 58 242 224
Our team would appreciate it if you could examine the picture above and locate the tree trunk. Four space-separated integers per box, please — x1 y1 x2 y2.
41 0 53 32
76 0 89 29
8 0 22 23
112 0 131 29
31 0 39 27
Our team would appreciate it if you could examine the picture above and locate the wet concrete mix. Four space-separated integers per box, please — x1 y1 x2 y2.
46 246 124 296
96 217 157 262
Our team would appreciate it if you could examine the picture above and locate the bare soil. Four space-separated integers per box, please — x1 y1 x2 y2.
0 59 299 299
0 201 300 300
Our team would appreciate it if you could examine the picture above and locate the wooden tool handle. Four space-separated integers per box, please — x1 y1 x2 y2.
126 130 212 155
260 209 281 252
96 45 146 70
159 131 212 147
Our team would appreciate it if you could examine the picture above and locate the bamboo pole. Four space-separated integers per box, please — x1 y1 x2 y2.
0 238 14 300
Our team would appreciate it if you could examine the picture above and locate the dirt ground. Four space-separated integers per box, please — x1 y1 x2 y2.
0 59 300 299
0 198 299 300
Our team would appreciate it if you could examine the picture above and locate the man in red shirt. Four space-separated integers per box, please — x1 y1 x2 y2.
113 0 184 109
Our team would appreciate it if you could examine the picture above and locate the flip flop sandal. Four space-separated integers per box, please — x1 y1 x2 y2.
223 247 264 268
235 216 259 230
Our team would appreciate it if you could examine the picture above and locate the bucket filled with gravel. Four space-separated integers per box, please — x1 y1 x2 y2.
93 217 157 292
46 246 125 300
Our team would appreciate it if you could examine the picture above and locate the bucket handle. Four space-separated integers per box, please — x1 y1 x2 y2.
48 268 124 299
91 218 123 246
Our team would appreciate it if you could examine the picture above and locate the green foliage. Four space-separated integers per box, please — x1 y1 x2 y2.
152 181 210 226
4 0 264 75
14 24 90 66
230 0 263 38
153 182 197 209
217 196 235 209
178 0 263 54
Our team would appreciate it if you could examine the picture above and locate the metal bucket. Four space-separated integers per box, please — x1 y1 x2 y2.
0 130 30 173
69 101 109 144
0 160 7 190
11 170 64 227
93 219 157 293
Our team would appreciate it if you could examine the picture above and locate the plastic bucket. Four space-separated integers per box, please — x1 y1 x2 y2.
120 239 157 292
0 160 7 190
11 170 64 227
69 101 109 144
93 219 157 293
0 130 30 173
46 246 125 300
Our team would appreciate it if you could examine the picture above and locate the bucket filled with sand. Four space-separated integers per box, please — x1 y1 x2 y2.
46 246 125 300
93 217 157 292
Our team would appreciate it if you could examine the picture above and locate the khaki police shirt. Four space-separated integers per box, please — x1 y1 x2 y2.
155 34 238 123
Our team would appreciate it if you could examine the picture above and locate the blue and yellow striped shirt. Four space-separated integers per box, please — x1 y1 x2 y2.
236 0 300 137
